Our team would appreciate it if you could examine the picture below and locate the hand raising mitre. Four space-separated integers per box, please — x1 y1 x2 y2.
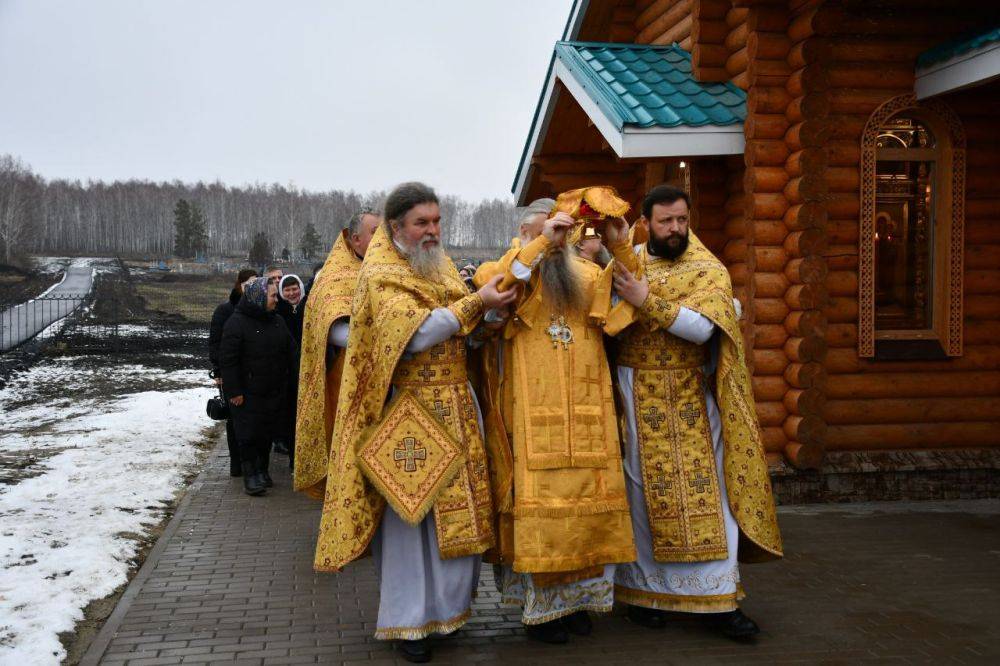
613 263 649 308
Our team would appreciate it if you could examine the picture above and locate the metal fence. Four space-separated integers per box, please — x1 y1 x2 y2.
0 292 94 352
1 272 218 355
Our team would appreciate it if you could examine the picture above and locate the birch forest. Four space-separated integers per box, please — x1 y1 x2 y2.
0 154 519 263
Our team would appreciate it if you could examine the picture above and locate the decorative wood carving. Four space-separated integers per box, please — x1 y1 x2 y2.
858 94 965 358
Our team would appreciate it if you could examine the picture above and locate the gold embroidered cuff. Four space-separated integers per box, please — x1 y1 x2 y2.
639 294 679 331
609 237 640 274
448 293 484 333
515 234 551 267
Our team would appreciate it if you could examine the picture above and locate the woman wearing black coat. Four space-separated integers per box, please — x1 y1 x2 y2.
274 274 306 466
208 268 258 476
219 276 297 496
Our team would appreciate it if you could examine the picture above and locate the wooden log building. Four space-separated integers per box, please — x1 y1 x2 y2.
513 0 1000 495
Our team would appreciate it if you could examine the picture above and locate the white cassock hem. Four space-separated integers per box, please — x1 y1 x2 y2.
500 564 616 625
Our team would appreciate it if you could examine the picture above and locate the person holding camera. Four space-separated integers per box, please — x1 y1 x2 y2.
219 276 296 496
208 268 258 476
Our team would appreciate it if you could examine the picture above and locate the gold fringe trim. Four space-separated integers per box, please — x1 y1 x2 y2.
436 541 490 561
531 566 604 588
614 584 745 614
513 546 636 573
651 547 730 563
373 608 471 641
512 498 630 519
503 601 613 626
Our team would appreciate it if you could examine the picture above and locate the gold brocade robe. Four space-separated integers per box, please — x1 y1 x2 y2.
606 233 783 564
313 226 494 572
474 236 636 574
295 230 361 500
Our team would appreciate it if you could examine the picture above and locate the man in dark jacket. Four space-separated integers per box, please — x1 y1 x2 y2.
219 276 296 496
208 268 257 476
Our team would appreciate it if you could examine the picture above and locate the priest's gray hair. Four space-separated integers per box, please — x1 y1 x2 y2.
518 198 555 226
347 206 379 236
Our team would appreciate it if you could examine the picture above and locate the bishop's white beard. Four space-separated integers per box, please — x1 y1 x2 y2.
400 235 449 281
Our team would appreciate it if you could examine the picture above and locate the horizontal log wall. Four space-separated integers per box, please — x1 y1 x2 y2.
634 0 694 49
801 1 1000 455
691 0 731 81
736 2 829 469
691 158 729 258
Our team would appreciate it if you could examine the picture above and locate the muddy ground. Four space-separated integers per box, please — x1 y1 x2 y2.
0 264 60 309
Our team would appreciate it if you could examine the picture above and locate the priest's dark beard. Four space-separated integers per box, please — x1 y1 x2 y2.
539 247 584 313
648 230 689 260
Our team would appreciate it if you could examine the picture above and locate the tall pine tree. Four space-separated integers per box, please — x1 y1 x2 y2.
248 231 272 266
173 199 208 258
173 199 192 257
300 222 322 260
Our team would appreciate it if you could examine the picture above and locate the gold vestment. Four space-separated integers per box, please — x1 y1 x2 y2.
607 233 783 564
474 236 638 575
313 226 493 572
295 230 361 499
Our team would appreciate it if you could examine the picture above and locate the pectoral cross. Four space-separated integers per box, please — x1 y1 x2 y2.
394 437 427 473
431 400 451 421
546 315 574 349
642 406 666 431
417 365 437 382
679 403 701 427
689 468 711 494
650 472 672 498
655 349 673 366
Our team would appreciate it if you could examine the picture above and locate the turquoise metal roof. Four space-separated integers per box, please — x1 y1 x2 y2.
917 26 1000 69
554 41 746 129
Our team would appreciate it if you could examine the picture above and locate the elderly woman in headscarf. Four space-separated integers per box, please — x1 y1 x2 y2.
219 276 296 496
274 273 306 465
208 268 258 477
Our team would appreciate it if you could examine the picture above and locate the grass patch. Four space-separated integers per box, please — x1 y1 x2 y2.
135 278 232 324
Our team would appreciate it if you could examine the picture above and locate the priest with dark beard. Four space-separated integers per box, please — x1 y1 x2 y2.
472 189 640 644
606 184 783 640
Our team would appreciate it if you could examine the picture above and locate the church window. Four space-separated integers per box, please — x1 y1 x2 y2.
859 95 965 359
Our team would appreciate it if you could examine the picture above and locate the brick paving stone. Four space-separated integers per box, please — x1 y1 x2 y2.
82 440 1000 665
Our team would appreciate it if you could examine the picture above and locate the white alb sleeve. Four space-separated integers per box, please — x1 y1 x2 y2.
327 319 350 348
667 306 716 345
405 308 461 353
511 259 533 282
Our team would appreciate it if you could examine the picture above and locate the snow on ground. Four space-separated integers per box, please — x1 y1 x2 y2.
71 323 206 340
30 257 118 276
0 358 215 664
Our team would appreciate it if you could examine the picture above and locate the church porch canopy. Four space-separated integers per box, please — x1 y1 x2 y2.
513 42 746 204
915 26 1000 99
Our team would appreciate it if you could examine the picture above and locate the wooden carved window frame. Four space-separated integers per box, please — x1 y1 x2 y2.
859 93 966 358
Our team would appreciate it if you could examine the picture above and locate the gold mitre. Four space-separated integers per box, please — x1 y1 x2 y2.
553 185 630 221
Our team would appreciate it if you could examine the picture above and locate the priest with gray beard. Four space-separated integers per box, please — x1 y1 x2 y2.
472 193 640 645
313 181 515 663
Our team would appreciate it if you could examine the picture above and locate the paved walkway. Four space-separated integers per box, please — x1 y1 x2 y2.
83 439 1000 665
0 266 94 350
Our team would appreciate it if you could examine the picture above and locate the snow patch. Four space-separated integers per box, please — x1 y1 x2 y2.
0 366 214 664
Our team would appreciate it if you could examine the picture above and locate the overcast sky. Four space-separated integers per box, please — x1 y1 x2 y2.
0 0 574 200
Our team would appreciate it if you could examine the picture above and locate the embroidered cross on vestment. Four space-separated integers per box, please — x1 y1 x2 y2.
394 437 427 473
